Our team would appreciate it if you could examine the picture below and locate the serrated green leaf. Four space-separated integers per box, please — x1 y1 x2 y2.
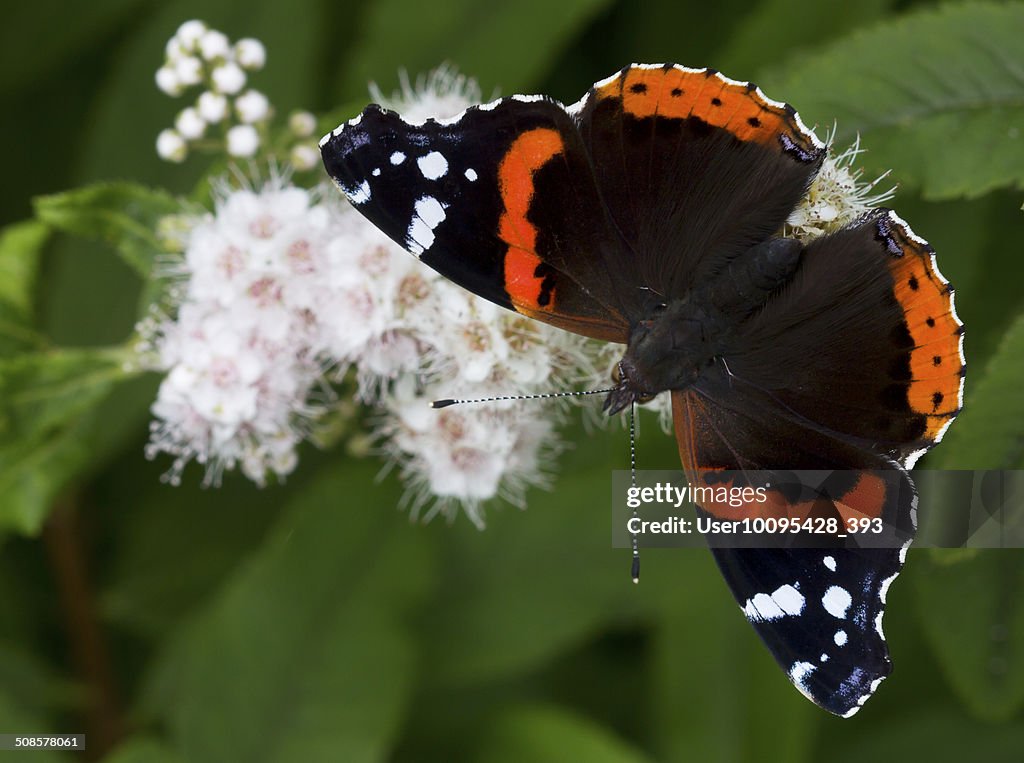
769 2 1024 200
34 183 179 278
934 312 1024 469
0 220 49 354
145 461 435 763
339 0 614 99
475 704 652 763
914 552 1024 721
0 347 134 533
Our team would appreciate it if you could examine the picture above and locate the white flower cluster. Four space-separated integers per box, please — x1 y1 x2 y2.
154 20 319 168
139 177 340 485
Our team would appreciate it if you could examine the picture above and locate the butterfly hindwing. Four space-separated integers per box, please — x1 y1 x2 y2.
672 388 916 717
723 209 964 466
321 100 634 341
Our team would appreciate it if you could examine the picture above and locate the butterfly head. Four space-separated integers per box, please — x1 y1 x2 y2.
603 300 713 415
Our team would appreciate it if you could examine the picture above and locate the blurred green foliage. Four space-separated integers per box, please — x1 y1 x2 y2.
1 0 1024 760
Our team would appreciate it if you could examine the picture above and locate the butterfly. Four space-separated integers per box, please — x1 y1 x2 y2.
320 63 964 717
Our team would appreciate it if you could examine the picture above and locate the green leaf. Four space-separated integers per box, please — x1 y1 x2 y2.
933 312 1024 469
649 554 815 763
419 439 652 687
916 553 1024 722
0 220 49 354
769 2 1024 200
34 183 180 278
475 703 653 763
826 707 1024 763
339 0 615 99
0 347 133 533
715 0 891 80
145 461 435 763
99 466 282 636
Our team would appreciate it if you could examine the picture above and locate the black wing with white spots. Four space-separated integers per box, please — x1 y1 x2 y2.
320 100 641 341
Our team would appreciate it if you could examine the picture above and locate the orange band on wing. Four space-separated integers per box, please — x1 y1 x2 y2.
883 213 964 435
497 128 564 310
594 65 821 157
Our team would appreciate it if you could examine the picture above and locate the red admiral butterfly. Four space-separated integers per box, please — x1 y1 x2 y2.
320 63 965 717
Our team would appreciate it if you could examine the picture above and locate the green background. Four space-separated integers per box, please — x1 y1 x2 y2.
2 0 1024 760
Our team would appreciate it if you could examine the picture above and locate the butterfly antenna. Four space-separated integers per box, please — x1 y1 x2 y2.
431 387 613 409
629 400 640 584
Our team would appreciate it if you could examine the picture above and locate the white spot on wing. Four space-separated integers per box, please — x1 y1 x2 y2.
415 196 446 228
746 593 784 621
743 584 804 621
823 555 837 572
405 195 447 256
905 448 928 469
822 586 852 619
879 571 899 604
464 168 478 181
390 151 406 165
834 629 848 646
771 584 805 616
789 661 817 701
372 168 381 176
347 180 371 205
417 151 448 179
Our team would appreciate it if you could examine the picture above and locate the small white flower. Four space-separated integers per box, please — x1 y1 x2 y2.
288 110 316 137
289 143 319 171
226 124 260 157
211 61 246 94
164 37 184 63
370 63 483 124
155 66 182 96
235 38 266 70
175 107 206 139
197 90 229 123
176 20 207 50
199 29 231 60
174 55 203 87
156 129 187 162
787 131 895 240
235 89 270 123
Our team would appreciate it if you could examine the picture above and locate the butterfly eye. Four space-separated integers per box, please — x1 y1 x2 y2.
611 363 622 384
636 392 656 404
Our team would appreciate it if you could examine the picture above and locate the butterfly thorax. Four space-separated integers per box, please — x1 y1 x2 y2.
604 237 803 415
